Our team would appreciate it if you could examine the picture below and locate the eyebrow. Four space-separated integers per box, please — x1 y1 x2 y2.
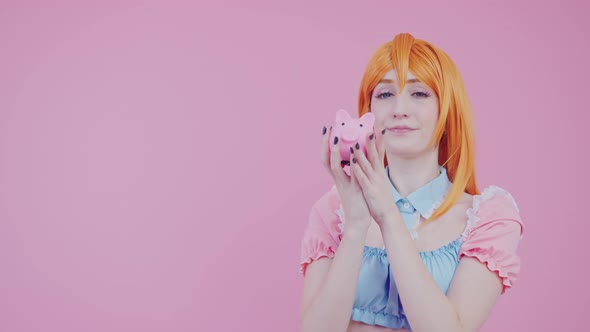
378 78 421 84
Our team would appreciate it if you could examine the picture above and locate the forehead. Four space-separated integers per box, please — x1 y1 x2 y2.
382 69 417 81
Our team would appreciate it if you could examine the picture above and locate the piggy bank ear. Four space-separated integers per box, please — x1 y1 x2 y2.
335 109 351 123
360 112 375 127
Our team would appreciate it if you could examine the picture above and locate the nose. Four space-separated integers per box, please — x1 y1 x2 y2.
392 107 409 118
390 93 410 119
391 97 410 118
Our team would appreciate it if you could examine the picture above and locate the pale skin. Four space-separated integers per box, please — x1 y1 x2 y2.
300 70 517 332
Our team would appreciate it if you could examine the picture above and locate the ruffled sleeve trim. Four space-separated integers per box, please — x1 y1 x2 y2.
299 239 337 275
299 186 344 276
461 185 523 241
459 185 524 294
459 245 521 293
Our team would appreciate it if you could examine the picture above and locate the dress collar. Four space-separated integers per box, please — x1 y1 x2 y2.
385 165 451 218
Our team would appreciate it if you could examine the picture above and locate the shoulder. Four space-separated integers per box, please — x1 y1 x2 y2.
310 185 341 217
304 185 344 239
299 185 343 275
462 185 524 240
458 185 525 292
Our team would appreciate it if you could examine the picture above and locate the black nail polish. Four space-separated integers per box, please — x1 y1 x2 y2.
341 160 350 166
352 157 357 164
355 142 360 150
369 133 374 140
334 136 339 145
381 129 386 135
350 147 354 154
322 126 326 135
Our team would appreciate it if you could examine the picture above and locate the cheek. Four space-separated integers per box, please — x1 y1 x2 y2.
377 117 391 131
422 105 440 127
371 110 388 127
415 113 439 137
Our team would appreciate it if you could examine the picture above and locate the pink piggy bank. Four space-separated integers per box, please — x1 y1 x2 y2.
329 109 375 164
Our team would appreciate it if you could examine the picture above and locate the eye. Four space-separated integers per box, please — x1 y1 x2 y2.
412 91 432 98
359 124 363 127
375 92 394 99
341 122 345 125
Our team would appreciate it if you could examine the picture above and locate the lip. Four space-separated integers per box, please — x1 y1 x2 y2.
388 126 417 133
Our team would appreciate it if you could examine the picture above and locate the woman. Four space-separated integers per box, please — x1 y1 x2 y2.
299 33 524 332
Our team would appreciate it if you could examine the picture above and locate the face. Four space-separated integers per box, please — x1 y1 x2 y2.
370 69 440 159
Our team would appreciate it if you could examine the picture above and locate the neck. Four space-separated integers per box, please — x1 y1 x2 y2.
386 150 441 197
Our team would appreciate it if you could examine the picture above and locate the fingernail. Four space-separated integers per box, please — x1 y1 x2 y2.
352 157 357 164
381 129 386 135
369 133 374 140
334 136 339 145
350 147 354 154
322 126 326 135
355 142 360 150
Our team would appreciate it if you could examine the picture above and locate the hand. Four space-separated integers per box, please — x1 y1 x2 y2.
349 129 397 227
320 126 371 233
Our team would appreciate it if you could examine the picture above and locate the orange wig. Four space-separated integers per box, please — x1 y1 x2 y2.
357 33 480 225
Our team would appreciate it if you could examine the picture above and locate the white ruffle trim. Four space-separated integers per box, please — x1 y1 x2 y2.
461 185 521 240
334 186 521 242
408 211 421 240
335 203 345 234
423 193 448 220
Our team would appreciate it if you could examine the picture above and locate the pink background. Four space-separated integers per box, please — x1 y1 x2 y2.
1 1 588 331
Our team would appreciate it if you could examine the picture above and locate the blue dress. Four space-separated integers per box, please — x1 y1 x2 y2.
299 165 524 331
348 165 458 330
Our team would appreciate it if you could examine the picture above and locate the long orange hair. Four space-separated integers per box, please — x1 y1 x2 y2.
358 33 480 224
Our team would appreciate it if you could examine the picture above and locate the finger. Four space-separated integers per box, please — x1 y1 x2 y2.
320 125 331 172
351 142 373 180
351 155 370 189
366 131 380 170
349 158 361 188
377 128 386 164
330 134 349 183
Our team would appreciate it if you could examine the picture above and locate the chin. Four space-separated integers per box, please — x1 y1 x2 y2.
385 143 431 159
387 151 421 160
386 142 418 153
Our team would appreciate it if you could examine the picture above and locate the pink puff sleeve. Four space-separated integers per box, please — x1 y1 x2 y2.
299 186 344 276
459 186 525 294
